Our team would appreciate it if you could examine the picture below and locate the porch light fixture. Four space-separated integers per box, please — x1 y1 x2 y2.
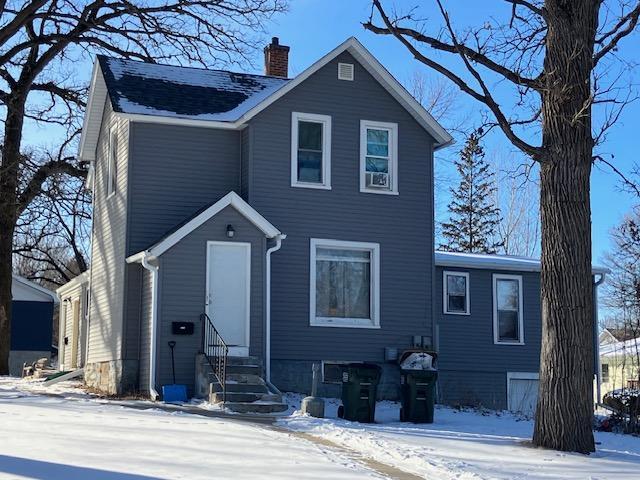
226 224 235 238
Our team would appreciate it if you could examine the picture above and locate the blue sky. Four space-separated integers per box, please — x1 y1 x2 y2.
22 0 639 264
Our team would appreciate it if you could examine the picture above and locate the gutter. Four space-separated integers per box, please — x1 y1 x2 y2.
140 252 160 401
593 272 607 404
265 234 286 383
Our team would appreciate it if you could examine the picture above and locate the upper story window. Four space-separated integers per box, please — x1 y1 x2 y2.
291 112 331 189
360 120 398 195
310 238 380 329
107 127 118 197
493 274 524 345
443 271 469 315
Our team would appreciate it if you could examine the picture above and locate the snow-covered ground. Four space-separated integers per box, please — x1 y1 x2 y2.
3 377 640 479
0 377 378 479
280 393 640 480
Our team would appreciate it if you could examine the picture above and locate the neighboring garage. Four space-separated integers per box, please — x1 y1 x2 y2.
10 274 57 376
506 372 539 416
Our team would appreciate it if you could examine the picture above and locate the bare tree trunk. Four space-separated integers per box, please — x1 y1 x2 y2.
533 0 598 453
0 95 26 374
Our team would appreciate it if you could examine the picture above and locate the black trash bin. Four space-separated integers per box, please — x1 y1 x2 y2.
399 350 438 423
337 363 382 423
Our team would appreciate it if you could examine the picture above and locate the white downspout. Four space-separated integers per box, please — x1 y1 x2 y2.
141 253 160 400
594 272 607 404
265 234 286 383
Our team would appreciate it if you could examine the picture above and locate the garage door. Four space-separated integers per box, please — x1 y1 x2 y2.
507 373 539 417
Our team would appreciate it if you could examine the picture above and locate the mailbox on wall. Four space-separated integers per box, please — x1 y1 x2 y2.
172 322 194 335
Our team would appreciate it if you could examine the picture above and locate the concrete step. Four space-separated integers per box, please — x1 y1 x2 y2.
225 373 266 385
210 391 283 404
197 354 262 367
225 364 262 376
211 381 269 394
227 356 263 366
224 401 289 414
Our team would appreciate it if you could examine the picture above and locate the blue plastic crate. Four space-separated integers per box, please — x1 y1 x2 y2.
162 384 187 403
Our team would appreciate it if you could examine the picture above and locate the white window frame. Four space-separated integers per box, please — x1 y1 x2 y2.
443 271 470 315
493 273 524 345
291 112 331 190
107 126 117 198
360 120 398 195
309 238 380 329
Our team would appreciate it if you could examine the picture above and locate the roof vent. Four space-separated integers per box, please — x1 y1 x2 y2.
338 62 354 81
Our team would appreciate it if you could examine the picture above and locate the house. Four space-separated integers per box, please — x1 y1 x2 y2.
61 36 607 413
9 274 57 375
599 328 640 396
56 272 90 371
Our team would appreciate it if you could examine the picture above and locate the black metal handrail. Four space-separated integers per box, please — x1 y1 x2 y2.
200 313 229 405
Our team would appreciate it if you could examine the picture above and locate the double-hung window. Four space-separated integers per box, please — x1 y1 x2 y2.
310 239 380 328
360 120 398 194
443 271 469 315
107 127 118 197
291 112 331 189
493 274 524 344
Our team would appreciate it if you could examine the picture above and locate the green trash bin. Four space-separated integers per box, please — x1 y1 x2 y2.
337 363 382 423
399 350 438 423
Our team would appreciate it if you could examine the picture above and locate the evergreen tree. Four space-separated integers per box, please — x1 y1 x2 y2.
440 132 502 253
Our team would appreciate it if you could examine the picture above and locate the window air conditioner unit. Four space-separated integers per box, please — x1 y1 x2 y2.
366 172 389 188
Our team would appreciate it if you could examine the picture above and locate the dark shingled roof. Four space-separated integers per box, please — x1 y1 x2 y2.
97 56 289 121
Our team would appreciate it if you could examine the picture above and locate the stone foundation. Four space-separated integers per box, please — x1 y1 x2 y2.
84 359 139 396
271 359 401 400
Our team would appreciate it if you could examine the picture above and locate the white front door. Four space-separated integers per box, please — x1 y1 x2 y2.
206 241 251 354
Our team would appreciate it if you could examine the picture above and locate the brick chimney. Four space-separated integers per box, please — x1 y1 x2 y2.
264 37 289 78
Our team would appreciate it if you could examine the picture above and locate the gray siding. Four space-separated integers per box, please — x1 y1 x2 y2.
240 127 251 201
435 266 542 409
87 101 129 363
127 123 241 255
138 268 153 393
154 206 266 393
123 264 142 360
248 51 436 362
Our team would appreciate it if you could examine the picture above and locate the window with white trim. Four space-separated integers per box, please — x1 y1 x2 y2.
310 239 380 328
291 112 331 189
493 274 524 344
107 127 117 197
360 120 398 194
443 271 469 315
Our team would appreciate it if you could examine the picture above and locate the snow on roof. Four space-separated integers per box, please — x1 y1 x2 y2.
12 274 57 303
98 56 290 122
435 250 609 275
600 336 640 357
